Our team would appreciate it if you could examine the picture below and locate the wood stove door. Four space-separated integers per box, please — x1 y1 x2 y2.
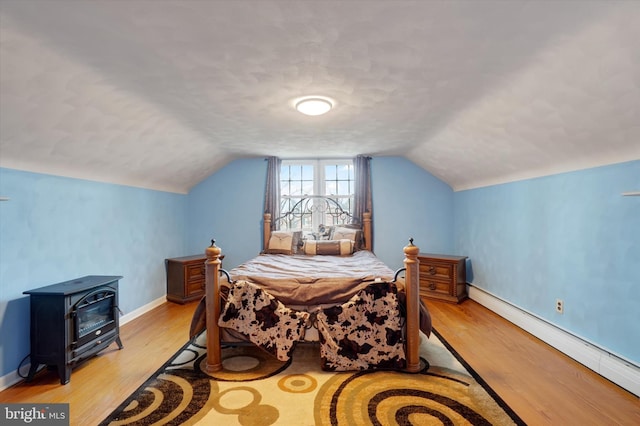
72 288 118 350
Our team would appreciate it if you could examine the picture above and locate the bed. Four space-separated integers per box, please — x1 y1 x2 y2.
196 196 430 373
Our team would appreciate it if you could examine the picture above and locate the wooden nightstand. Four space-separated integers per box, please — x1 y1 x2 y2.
417 253 468 303
165 255 207 304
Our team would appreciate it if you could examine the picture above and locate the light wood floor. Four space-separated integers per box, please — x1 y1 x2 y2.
2 298 638 425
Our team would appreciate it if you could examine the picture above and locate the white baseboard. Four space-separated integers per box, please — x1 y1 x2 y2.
0 296 168 392
120 296 167 326
468 285 640 397
0 366 27 393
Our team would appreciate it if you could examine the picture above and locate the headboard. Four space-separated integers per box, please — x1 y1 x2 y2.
263 196 372 252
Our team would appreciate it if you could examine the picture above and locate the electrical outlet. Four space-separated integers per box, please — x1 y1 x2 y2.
555 299 564 314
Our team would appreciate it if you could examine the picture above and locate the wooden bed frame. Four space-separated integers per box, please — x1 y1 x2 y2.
202 211 422 374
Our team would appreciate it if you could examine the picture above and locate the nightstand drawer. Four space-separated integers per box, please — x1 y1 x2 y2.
420 279 450 295
186 279 204 295
186 263 205 282
419 263 453 281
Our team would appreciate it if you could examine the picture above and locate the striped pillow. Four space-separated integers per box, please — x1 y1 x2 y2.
303 239 353 255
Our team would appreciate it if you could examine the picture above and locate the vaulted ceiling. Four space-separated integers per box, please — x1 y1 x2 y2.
1 1 638 193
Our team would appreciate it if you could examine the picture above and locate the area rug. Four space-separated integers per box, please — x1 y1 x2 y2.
100 330 525 425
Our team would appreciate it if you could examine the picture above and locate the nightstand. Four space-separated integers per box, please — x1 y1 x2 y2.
417 253 468 303
165 255 207 303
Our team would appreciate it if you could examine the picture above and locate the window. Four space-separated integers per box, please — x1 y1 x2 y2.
280 159 354 231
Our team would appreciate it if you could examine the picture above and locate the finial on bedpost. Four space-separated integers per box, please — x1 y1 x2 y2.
206 238 221 260
404 238 419 256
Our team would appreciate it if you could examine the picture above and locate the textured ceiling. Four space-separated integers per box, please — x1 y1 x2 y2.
1 1 639 193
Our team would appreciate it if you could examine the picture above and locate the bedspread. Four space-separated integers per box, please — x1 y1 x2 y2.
229 250 396 306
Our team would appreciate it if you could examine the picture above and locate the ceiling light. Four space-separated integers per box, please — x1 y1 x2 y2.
295 97 333 116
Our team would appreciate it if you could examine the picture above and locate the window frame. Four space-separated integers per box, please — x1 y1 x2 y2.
279 159 354 231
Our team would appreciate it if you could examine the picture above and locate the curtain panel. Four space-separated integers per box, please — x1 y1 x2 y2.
264 156 281 230
353 155 372 226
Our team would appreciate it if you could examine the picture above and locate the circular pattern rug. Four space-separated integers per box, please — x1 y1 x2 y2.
99 331 524 425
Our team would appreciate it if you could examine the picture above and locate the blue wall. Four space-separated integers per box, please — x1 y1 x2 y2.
186 158 267 269
372 157 454 266
454 160 640 363
0 168 186 378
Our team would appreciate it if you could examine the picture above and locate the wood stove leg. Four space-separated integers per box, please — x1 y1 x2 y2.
115 336 123 349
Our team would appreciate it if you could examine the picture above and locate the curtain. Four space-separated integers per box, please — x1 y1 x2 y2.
353 155 372 226
264 156 281 230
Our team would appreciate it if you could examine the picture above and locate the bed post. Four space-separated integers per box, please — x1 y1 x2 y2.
263 213 272 251
204 240 223 373
363 211 372 251
403 238 421 373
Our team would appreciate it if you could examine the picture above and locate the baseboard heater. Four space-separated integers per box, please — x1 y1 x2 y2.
467 284 639 397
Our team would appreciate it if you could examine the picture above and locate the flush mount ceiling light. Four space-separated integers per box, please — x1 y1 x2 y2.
295 97 334 116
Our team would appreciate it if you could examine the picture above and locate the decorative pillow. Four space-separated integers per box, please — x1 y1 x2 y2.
330 226 363 250
290 231 303 253
331 226 356 240
264 231 301 254
303 239 353 255
317 224 333 240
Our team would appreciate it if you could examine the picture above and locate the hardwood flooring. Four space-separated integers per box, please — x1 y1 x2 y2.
1 298 638 425
426 299 639 425
1 300 196 425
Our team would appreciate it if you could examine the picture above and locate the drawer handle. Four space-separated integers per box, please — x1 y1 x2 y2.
428 281 436 290
428 266 436 275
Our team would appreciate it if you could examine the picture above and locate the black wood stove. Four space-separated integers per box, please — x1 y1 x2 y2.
23 275 123 384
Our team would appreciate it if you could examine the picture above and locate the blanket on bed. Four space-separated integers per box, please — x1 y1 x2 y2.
218 280 407 371
229 251 397 305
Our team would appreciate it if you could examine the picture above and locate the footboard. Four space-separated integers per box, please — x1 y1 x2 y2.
203 239 421 373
